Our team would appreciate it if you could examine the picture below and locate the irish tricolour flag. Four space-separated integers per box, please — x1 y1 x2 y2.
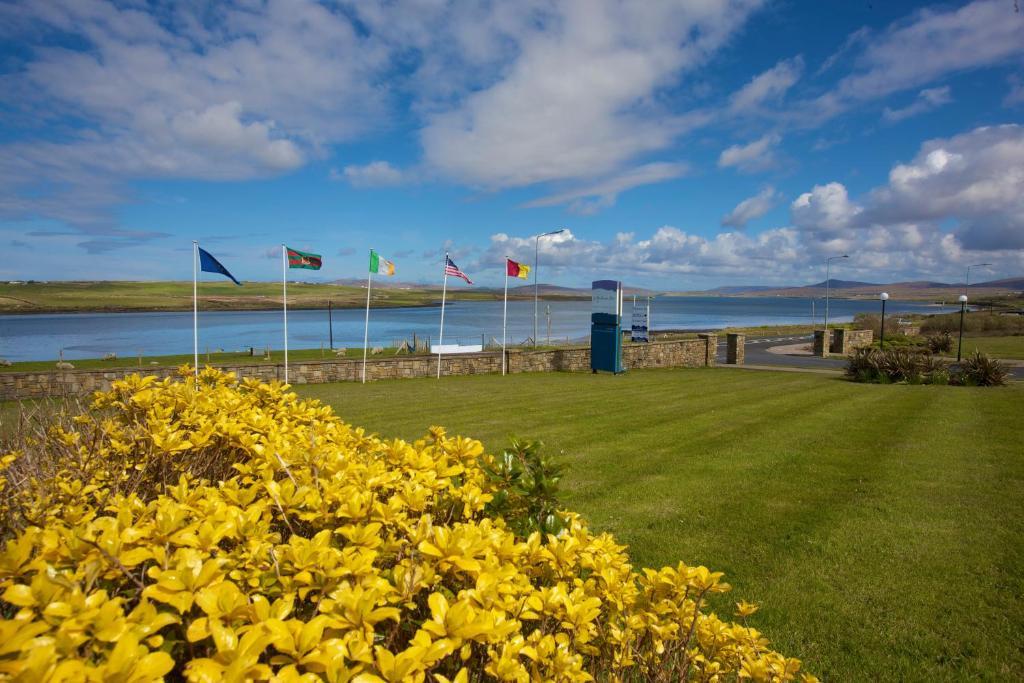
287 247 322 270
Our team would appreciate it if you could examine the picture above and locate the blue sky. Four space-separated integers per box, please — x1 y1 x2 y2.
1 0 1023 289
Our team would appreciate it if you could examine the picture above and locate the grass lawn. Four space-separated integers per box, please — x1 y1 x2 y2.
295 368 1024 681
959 335 1024 360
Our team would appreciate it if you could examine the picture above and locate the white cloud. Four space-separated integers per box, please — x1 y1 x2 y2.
791 124 1024 253
882 86 952 123
0 0 388 238
864 124 1024 250
421 0 763 188
790 182 861 236
804 0 1024 124
729 56 803 113
0 0 767 234
721 187 778 228
522 162 688 214
473 200 1023 287
839 1 1022 98
171 102 303 171
334 161 405 188
718 134 780 172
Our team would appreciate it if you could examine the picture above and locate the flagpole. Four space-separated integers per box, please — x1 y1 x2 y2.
193 241 199 379
361 250 373 384
437 253 450 379
502 257 509 376
282 244 289 384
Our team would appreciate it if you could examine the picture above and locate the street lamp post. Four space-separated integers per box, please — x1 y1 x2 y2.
957 294 968 362
533 229 566 347
964 263 992 296
823 254 849 338
879 292 889 349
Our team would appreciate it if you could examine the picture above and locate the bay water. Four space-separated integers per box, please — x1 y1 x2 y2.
0 296 955 362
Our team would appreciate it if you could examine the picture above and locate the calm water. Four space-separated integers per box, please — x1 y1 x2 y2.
0 296 954 362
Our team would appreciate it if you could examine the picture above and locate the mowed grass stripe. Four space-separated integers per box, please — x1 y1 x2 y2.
297 368 1024 681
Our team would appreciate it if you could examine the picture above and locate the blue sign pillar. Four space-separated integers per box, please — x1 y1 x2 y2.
591 280 623 374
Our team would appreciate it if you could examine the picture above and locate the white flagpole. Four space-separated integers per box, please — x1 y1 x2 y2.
361 250 373 384
437 253 450 379
502 257 509 376
282 244 289 384
193 241 199 379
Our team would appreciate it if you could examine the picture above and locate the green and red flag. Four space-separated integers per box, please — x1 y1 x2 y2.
287 247 322 270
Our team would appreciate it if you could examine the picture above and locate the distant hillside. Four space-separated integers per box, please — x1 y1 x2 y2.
707 285 782 294
675 276 1024 302
805 279 881 289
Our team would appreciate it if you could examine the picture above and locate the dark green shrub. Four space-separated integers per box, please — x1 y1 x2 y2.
954 351 1009 387
483 437 568 535
925 332 954 354
846 347 950 384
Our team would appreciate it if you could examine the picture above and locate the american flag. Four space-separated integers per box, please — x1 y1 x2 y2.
444 256 473 284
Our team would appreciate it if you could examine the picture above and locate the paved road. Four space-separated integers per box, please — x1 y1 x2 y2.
716 334 1024 379
715 334 847 370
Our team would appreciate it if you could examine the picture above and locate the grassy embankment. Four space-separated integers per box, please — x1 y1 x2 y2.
281 369 1023 681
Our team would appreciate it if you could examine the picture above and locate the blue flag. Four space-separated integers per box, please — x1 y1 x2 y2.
198 246 241 286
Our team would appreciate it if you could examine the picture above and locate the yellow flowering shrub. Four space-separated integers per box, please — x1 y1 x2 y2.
0 368 815 682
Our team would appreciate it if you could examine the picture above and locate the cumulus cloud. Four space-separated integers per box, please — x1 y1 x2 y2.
729 56 803 113
865 124 1024 250
792 124 1024 253
790 182 861 236
522 162 689 214
718 134 780 172
481 226 811 283
882 86 952 123
721 187 778 229
334 161 405 188
473 210 1022 288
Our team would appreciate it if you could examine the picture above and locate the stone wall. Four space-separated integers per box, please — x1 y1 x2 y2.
726 333 745 365
0 337 716 401
815 328 872 356
845 329 873 350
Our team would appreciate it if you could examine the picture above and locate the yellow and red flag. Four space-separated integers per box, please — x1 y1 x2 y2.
506 258 530 280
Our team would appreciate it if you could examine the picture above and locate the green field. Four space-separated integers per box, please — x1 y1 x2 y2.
0 280 528 313
958 334 1024 360
289 368 1023 681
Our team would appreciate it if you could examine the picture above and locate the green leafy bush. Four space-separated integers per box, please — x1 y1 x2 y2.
482 437 568 536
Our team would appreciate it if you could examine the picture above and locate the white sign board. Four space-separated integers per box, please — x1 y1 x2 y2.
430 344 483 354
591 280 622 316
631 300 650 342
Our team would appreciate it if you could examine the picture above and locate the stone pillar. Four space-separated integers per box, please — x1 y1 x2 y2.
726 333 745 365
813 329 831 357
697 333 717 367
831 328 848 355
